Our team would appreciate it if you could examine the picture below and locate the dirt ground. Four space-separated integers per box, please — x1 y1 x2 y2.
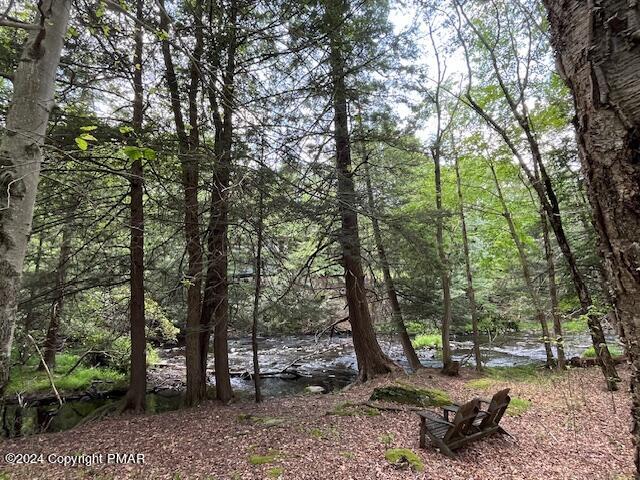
0 366 633 479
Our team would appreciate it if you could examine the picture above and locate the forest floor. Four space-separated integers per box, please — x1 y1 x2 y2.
0 365 633 480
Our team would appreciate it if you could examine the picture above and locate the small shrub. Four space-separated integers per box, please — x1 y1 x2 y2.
384 449 424 472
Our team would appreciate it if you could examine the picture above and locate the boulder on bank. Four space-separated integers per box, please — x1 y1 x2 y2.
369 383 451 407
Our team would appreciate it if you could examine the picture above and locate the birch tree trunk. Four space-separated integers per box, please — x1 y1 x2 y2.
544 0 640 469
0 0 72 395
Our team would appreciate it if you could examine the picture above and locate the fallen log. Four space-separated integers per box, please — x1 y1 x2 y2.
567 355 626 368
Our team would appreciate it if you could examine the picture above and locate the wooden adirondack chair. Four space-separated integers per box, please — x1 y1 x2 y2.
443 388 512 437
418 398 481 458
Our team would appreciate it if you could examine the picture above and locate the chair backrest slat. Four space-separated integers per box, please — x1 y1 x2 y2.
478 388 511 429
444 398 480 442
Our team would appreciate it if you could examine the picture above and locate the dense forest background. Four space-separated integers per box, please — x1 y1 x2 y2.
0 0 625 407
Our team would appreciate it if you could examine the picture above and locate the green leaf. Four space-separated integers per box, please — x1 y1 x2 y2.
80 125 98 132
122 146 143 160
119 126 134 134
142 148 156 160
79 133 97 141
75 137 88 151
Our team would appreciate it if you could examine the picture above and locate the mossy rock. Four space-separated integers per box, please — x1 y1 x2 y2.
370 383 451 407
384 448 424 472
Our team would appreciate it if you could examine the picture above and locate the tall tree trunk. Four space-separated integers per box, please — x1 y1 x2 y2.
363 153 422 371
454 156 482 371
40 226 71 370
199 0 237 403
160 0 205 406
541 210 565 369
324 0 397 382
490 163 555 367
543 0 640 468
251 179 264 403
123 0 146 413
433 146 454 373
457 1 619 388
0 0 72 395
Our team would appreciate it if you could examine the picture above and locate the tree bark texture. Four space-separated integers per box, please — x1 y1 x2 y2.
544 0 640 468
123 0 147 413
160 0 205 406
0 0 72 395
199 0 237 403
325 0 397 382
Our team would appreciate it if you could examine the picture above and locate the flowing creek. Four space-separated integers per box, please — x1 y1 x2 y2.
1 331 618 438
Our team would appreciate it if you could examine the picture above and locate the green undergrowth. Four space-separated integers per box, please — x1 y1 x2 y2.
267 466 284 478
485 364 558 384
6 353 125 396
248 449 280 465
507 397 531 416
384 448 424 472
237 413 286 427
466 378 495 390
582 345 623 358
411 334 442 350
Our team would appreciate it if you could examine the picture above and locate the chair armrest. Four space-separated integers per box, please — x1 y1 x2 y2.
426 416 454 427
419 411 454 427
442 404 458 421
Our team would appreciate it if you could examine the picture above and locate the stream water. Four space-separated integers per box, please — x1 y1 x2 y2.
1 331 617 438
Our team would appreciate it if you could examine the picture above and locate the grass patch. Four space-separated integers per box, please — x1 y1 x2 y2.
562 317 588 333
330 401 380 417
411 334 442 350
582 345 623 358
6 353 125 396
384 448 424 472
485 364 556 384
466 378 495 390
370 383 451 407
237 414 286 427
507 397 531 416
266 467 284 478
339 451 355 460
248 450 280 465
